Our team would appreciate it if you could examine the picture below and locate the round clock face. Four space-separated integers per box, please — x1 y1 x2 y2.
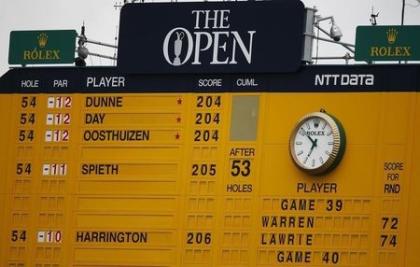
289 112 346 175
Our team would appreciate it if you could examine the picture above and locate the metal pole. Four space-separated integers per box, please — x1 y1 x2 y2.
88 52 117 60
402 0 406 25
78 36 118 49
400 0 406 64
305 34 355 47
313 56 354 60
313 26 356 53
305 34 355 54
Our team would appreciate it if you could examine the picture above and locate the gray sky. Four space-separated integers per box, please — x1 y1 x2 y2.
0 0 419 75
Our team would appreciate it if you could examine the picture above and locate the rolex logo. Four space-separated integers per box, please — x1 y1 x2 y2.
386 28 398 45
314 118 320 128
37 33 48 48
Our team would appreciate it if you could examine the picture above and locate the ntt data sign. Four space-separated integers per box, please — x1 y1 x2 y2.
118 1 305 73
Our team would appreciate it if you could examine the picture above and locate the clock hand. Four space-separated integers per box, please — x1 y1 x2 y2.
306 134 316 146
307 139 318 158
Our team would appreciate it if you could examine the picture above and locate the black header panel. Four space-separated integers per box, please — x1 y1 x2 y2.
117 1 305 74
0 65 419 94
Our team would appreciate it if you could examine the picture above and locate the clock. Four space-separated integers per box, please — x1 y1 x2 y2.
289 111 346 175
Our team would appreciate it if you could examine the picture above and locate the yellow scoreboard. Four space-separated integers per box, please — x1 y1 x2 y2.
0 65 420 267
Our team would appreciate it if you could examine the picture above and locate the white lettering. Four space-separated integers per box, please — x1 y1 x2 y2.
53 80 68 88
315 74 375 86
21 80 39 88
219 10 230 29
198 78 222 87
236 78 258 87
315 75 323 86
211 31 230 64
163 9 255 67
192 31 213 65
86 76 126 88
230 31 255 64
192 10 205 29
341 74 349 85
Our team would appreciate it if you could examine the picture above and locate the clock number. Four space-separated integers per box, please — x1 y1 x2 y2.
299 128 306 136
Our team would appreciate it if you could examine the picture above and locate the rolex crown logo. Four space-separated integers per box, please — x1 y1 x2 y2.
386 28 398 45
37 33 48 48
314 119 320 128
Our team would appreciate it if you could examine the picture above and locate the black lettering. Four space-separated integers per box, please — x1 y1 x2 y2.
92 232 98 242
99 232 106 242
261 233 313 246
85 113 106 124
297 183 338 193
75 231 148 243
322 252 340 264
226 184 252 193
277 251 312 263
280 199 316 211
384 184 400 194
229 147 256 157
83 130 150 141
85 97 123 107
384 162 404 171
261 216 315 228
76 231 84 242
117 232 124 243
81 164 119 175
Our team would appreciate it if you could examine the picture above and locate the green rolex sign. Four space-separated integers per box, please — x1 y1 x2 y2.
9 30 77 65
355 26 420 61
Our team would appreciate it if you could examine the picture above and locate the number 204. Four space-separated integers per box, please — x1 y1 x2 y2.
194 130 219 142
